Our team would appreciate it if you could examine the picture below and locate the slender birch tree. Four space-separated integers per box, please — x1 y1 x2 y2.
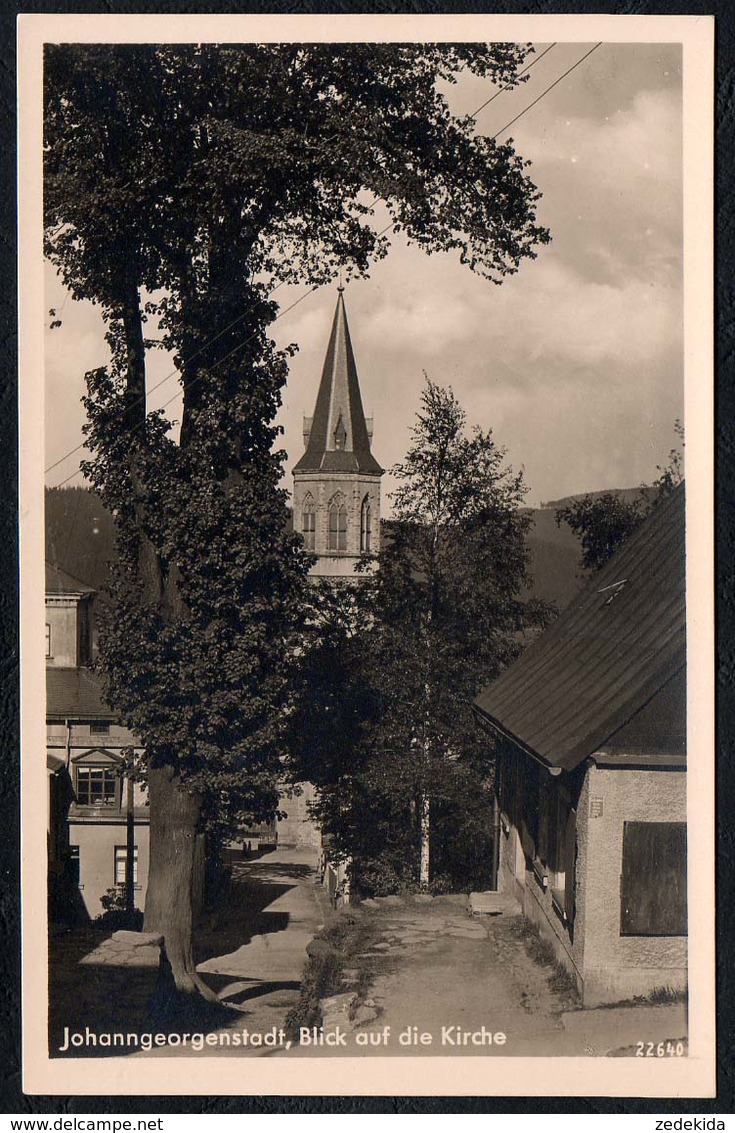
301 380 554 893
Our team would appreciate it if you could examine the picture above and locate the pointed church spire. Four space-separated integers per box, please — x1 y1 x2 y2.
293 290 383 475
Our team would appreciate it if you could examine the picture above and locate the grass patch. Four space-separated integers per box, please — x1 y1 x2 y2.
605 986 688 1009
549 960 579 1000
284 909 379 1042
510 916 580 1005
284 949 344 1039
526 933 557 968
507 917 539 943
648 985 687 1005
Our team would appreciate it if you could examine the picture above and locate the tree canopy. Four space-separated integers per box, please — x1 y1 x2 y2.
45 44 549 303
44 43 551 998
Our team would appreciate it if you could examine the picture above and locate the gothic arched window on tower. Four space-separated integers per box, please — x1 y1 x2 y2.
360 495 372 553
328 495 348 552
302 495 316 551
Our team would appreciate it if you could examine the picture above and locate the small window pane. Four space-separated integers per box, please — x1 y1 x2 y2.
328 504 347 551
302 508 316 551
114 845 138 885
361 498 371 552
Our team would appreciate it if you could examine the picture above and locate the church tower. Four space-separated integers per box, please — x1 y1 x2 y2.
293 288 383 579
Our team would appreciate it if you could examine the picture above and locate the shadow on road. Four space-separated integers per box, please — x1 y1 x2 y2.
200 976 302 1009
193 857 315 966
230 860 314 882
49 849 321 1058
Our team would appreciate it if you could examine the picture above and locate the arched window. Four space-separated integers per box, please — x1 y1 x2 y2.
328 494 348 551
302 494 316 551
360 495 372 553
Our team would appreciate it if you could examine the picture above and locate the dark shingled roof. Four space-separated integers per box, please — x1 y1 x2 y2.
474 483 686 772
293 290 383 476
46 667 115 721
45 561 95 596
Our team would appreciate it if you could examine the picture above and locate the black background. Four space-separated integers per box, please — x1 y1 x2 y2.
3 0 731 1115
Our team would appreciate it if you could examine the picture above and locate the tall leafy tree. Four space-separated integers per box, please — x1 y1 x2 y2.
554 492 647 574
555 421 685 573
44 43 550 1001
299 380 554 892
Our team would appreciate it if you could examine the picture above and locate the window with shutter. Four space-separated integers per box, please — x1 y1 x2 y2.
620 821 687 936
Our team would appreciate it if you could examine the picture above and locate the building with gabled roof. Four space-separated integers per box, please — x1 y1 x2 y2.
45 560 96 669
474 484 687 1006
292 288 383 581
45 561 95 596
45 563 149 921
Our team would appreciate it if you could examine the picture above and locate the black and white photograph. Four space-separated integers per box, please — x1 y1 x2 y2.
18 13 714 1098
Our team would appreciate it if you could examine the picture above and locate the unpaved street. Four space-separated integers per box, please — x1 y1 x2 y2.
50 850 687 1062
288 896 687 1059
355 900 571 1056
289 896 580 1058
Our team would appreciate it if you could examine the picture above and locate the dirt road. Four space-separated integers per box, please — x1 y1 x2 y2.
289 896 687 1060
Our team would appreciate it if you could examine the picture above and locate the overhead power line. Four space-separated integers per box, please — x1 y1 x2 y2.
470 42 557 120
360 44 556 218
46 42 601 487
489 43 602 141
51 284 320 489
44 281 288 476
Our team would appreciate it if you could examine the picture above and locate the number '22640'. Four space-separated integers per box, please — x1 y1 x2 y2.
636 1041 685 1057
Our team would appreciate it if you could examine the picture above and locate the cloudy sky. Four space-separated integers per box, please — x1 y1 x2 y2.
44 41 683 510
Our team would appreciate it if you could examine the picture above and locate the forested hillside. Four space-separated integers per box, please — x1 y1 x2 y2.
45 486 117 591
542 486 649 510
45 486 587 609
522 507 584 609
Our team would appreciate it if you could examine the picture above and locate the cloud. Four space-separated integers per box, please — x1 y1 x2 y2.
273 239 682 509
514 86 682 288
491 260 681 373
44 45 685 510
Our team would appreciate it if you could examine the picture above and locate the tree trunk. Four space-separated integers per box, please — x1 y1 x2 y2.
419 791 430 889
143 764 218 1003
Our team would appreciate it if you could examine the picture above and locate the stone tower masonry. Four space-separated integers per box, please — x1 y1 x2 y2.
292 288 383 580
278 290 384 852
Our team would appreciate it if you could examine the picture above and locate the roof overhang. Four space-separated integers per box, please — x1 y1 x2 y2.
474 702 686 775
472 702 566 775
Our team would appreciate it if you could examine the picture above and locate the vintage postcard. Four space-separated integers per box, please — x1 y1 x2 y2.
18 13 714 1098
